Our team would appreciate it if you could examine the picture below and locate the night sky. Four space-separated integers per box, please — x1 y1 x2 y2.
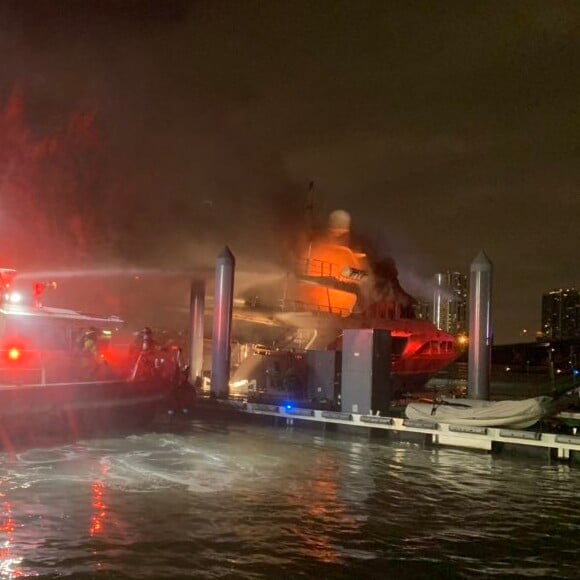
2 1 579 343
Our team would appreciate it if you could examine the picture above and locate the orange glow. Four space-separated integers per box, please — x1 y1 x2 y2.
294 284 358 316
293 238 368 316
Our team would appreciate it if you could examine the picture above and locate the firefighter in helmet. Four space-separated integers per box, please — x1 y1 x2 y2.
140 327 154 351
79 327 101 378
132 327 154 352
129 327 157 380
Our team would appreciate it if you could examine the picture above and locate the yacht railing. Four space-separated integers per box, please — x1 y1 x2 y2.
278 299 351 317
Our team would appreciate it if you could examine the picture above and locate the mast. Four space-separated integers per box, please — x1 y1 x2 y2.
305 180 315 262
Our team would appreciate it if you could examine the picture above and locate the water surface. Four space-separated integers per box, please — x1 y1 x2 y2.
1 420 579 578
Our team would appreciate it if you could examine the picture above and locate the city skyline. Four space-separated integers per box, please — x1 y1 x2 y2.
541 287 580 341
416 272 580 344
433 271 468 337
414 270 469 337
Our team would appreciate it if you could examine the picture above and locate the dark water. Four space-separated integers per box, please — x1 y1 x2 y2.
1 420 579 579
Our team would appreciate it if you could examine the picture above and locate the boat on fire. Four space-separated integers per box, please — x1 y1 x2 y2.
0 269 182 449
229 211 459 398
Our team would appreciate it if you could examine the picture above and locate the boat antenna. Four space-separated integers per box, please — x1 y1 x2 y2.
306 180 315 261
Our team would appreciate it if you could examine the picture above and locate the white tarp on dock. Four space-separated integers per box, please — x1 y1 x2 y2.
405 396 554 430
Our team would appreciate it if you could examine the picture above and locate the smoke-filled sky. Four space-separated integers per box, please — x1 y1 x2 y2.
1 1 579 343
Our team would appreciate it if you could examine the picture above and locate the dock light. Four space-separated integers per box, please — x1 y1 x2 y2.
284 402 294 411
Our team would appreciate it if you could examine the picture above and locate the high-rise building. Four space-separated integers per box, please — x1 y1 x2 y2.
541 288 580 340
414 299 432 322
432 271 468 335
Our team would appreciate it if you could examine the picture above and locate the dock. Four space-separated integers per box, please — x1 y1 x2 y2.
232 402 580 463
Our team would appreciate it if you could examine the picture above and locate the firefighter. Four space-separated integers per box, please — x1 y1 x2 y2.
79 327 101 379
132 327 154 351
142 327 154 351
130 327 157 380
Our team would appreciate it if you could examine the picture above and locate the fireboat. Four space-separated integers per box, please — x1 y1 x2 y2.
0 268 182 450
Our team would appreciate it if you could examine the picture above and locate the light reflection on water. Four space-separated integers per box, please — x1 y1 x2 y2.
0 421 579 579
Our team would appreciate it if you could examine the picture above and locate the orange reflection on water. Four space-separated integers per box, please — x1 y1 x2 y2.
0 493 23 578
90 462 111 538
89 463 135 549
89 464 112 574
89 482 107 537
286 457 360 565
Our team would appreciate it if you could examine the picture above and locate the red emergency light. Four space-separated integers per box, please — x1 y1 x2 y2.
0 269 17 291
7 347 21 361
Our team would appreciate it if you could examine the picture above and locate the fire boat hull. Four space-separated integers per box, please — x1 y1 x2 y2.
0 380 176 450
